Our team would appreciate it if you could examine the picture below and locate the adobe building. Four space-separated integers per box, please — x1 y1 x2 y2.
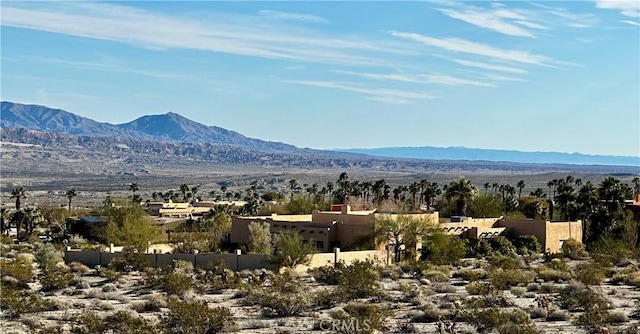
231 204 581 254
440 216 582 253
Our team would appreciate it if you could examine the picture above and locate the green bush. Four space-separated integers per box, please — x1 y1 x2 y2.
72 310 156 334
536 269 571 282
574 261 606 285
159 272 193 296
462 308 533 333
512 235 542 256
269 231 316 268
311 261 382 301
421 231 467 265
546 310 569 322
488 236 517 256
454 269 488 281
488 255 520 270
40 266 75 291
162 299 234 333
466 281 495 295
108 253 151 273
490 269 535 290
561 238 585 260
1 256 34 287
330 303 393 334
0 287 57 318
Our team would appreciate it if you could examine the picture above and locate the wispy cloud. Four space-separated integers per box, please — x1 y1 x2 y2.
29 57 195 80
438 7 545 38
595 0 640 17
389 31 554 66
258 10 328 23
334 70 493 87
449 59 528 74
528 3 599 28
621 20 640 26
284 80 437 104
0 2 401 67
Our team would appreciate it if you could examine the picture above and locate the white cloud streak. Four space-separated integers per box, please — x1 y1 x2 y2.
334 70 494 87
389 31 554 66
0 2 401 67
595 0 640 17
284 80 438 104
258 10 328 23
449 59 528 74
438 8 543 37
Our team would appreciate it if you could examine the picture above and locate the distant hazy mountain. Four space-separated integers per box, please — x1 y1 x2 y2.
338 146 640 167
1 101 296 152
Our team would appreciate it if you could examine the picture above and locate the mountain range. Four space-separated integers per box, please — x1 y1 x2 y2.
1 101 295 152
1 101 638 167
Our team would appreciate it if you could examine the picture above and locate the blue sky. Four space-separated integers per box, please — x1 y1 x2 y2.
1 1 639 157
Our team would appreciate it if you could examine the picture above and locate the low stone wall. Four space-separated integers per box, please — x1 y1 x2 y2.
65 248 391 272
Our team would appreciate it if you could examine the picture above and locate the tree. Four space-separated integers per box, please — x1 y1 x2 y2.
0 208 11 235
179 184 190 202
190 186 199 204
374 214 432 262
129 183 139 195
10 186 27 211
104 204 159 253
65 188 77 212
270 230 315 268
444 177 477 216
248 222 272 255
288 179 299 202
11 207 45 238
516 180 525 198
469 195 503 218
10 186 28 237
421 229 467 265
555 179 576 221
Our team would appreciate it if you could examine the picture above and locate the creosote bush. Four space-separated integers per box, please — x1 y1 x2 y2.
489 269 535 290
162 298 234 333
329 303 393 334
561 238 586 260
0 287 57 319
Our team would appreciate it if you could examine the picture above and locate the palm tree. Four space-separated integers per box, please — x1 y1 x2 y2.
209 190 217 201
65 188 77 212
444 177 477 216
409 182 420 209
129 183 139 195
516 180 525 198
632 177 640 197
10 186 27 211
530 188 547 199
179 184 190 202
191 186 199 204
555 180 576 221
483 183 490 195
325 181 334 201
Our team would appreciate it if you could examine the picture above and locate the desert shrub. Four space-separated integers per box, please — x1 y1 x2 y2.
72 310 156 334
545 258 569 270
512 235 542 256
454 269 488 281
606 312 629 323
35 243 62 269
591 237 638 266
0 287 57 318
410 307 446 323
496 323 540 334
537 269 571 282
462 308 533 333
313 288 344 310
574 261 606 285
1 256 34 287
529 307 548 319
558 283 610 326
433 283 456 293
561 238 586 260
98 266 122 282
243 274 312 317
161 299 234 333
539 283 558 294
490 269 535 290
330 303 393 334
40 266 75 291
173 260 194 273
488 236 517 256
101 283 117 292
422 269 449 283
526 283 540 292
612 271 640 287
511 287 527 297
159 272 193 296
69 262 90 275
108 253 151 273
269 231 316 268
488 255 520 270
421 231 467 265
466 281 494 295
546 310 570 322
466 238 494 257
313 260 382 300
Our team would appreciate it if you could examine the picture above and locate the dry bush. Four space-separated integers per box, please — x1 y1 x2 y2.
490 269 535 290
454 269 488 281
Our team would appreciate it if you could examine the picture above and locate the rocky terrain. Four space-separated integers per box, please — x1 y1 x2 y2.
2 242 640 334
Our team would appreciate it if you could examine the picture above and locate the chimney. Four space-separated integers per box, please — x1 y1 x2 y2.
341 205 351 214
636 194 640 204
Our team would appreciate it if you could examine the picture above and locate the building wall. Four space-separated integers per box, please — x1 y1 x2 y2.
499 218 582 253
